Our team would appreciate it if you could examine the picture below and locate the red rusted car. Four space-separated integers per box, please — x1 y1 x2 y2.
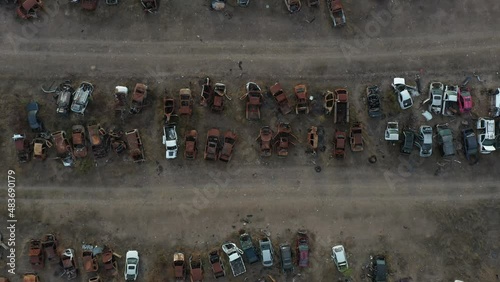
244 82 263 120
83 249 98 273
102 246 117 276
173 253 186 281
333 130 346 159
41 234 59 264
270 83 292 115
17 0 43 19
212 83 226 112
219 130 237 162
178 88 193 116
51 131 74 167
81 0 97 10
125 129 145 162
350 122 364 152
72 125 88 158
164 97 175 123
257 126 273 157
184 130 198 160
189 254 203 282
296 231 309 268
12 134 31 163
129 83 148 114
209 250 225 278
29 239 44 270
204 128 220 161
294 84 310 114
274 122 295 157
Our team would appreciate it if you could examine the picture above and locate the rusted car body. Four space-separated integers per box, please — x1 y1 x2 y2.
204 128 220 161
83 249 98 273
307 126 318 151
61 249 77 280
323 90 335 115
29 239 44 270
200 78 213 107
179 88 193 116
23 273 40 282
294 84 310 114
274 122 295 157
13 134 31 163
190 254 203 282
349 122 364 152
185 130 198 160
114 86 128 118
164 97 175 123
87 124 108 158
270 83 292 115
284 0 301 13
71 125 87 158
41 234 59 264
209 250 225 278
102 246 117 276
51 131 74 166
333 130 346 159
327 0 346 27
219 130 237 162
257 126 273 157
141 0 157 13
17 0 43 19
173 253 186 282
212 83 226 112
125 129 145 162
334 88 349 124
32 137 49 160
81 0 97 10
245 82 263 120
108 129 126 154
129 83 148 114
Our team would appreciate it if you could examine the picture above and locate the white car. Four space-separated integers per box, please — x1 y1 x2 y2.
259 237 273 267
384 121 399 141
428 82 444 114
163 124 178 159
71 81 94 115
476 118 496 154
331 245 348 272
124 250 139 281
392 78 413 110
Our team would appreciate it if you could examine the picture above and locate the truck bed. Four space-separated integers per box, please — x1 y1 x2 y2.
228 253 246 277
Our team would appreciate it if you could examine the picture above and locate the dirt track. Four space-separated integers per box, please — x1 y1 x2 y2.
1 0 500 281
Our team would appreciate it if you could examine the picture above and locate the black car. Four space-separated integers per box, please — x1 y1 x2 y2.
400 130 415 155
372 255 387 282
462 128 478 162
27 102 43 132
279 243 293 273
367 86 382 118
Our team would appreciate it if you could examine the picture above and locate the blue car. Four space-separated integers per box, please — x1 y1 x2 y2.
27 102 43 132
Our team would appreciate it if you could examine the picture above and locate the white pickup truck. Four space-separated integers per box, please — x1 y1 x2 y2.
163 124 178 159
222 242 246 277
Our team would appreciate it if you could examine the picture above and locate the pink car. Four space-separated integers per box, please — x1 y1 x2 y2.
458 87 473 114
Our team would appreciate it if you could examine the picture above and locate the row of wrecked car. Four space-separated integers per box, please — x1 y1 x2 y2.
13 117 145 165
384 118 499 163
25 234 139 281
0 230 443 282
